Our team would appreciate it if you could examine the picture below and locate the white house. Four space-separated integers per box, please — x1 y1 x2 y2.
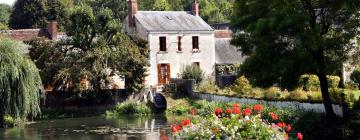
124 0 216 86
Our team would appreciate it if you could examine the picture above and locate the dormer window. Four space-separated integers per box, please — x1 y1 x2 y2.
192 36 199 50
160 36 166 51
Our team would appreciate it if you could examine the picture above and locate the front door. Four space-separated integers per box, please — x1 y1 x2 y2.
157 64 170 85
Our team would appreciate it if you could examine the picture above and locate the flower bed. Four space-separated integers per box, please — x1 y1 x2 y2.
170 103 303 140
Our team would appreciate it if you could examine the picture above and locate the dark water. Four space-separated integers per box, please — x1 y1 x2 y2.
0 115 183 140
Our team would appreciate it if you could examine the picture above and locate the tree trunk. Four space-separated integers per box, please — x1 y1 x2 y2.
317 73 336 119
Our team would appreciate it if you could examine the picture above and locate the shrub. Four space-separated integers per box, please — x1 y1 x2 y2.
299 74 340 91
329 88 342 103
264 87 282 100
198 78 219 94
288 89 308 101
249 88 264 98
350 69 360 89
307 91 323 102
232 76 251 96
112 102 151 116
3 115 14 127
181 65 204 84
345 82 359 90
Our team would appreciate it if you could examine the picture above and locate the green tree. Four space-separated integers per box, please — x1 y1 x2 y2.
9 0 48 29
0 38 42 127
0 4 11 30
231 0 360 118
47 0 70 31
153 0 171 11
27 5 148 92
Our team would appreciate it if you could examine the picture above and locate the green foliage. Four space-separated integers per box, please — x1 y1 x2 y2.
138 0 234 24
198 78 219 93
9 0 48 29
152 0 171 11
3 115 14 127
299 75 340 91
289 89 308 101
0 38 42 127
232 76 251 95
109 102 151 116
181 65 204 84
27 5 149 92
263 87 282 100
0 4 11 28
350 69 360 89
232 0 360 117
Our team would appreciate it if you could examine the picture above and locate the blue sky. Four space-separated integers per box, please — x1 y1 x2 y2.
0 0 15 5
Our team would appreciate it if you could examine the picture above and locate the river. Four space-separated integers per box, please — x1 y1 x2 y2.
0 115 183 140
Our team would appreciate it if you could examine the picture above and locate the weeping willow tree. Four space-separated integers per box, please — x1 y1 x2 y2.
0 38 42 127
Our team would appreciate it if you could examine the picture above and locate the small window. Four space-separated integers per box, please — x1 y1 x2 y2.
178 36 182 51
192 36 199 50
193 62 200 68
160 37 166 51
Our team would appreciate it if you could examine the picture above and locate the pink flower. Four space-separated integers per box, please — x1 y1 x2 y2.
276 122 286 128
297 132 303 140
243 108 252 116
189 108 197 115
286 124 291 132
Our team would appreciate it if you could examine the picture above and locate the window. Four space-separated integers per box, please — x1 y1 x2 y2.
192 36 199 50
193 62 200 68
160 37 166 51
178 36 182 51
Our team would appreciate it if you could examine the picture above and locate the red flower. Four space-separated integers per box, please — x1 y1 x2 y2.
214 108 223 117
243 108 252 116
171 125 181 133
233 103 240 108
189 108 197 115
180 121 187 127
253 104 263 112
277 122 286 128
226 108 233 115
286 124 291 132
184 118 191 125
233 107 241 114
297 132 303 140
161 135 168 140
269 112 278 121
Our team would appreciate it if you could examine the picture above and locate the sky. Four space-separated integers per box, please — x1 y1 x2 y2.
0 0 15 5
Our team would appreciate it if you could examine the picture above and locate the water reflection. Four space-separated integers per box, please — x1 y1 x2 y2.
0 115 184 140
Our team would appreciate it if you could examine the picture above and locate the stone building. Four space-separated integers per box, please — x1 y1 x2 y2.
124 0 216 86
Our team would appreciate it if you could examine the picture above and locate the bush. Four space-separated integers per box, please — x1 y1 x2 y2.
111 102 151 116
248 88 264 98
299 74 340 91
264 87 282 100
3 115 14 127
350 69 360 89
289 89 308 101
198 78 219 94
181 65 204 84
232 75 251 96
307 91 323 102
329 88 342 103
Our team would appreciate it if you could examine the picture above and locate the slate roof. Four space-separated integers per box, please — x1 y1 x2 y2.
135 11 214 32
215 38 245 64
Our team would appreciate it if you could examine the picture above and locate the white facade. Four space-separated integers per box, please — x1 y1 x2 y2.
146 32 215 86
125 14 216 86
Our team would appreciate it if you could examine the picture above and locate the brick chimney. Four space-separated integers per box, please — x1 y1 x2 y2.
192 1 199 16
128 0 138 27
47 21 58 40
